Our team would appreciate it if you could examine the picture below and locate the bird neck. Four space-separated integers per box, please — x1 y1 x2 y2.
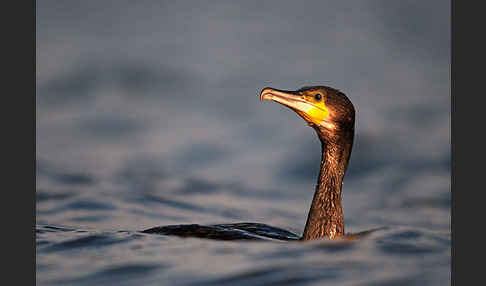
302 127 354 240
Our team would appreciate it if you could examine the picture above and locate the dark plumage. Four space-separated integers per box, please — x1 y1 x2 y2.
142 86 372 241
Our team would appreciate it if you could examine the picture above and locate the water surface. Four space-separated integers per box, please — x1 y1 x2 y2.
37 1 450 285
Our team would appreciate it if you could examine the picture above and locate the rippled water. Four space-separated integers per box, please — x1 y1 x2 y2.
37 224 449 285
37 1 450 285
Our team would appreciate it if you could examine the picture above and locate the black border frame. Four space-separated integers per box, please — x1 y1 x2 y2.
6 0 35 285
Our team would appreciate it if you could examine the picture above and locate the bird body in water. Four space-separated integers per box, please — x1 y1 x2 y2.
143 85 367 241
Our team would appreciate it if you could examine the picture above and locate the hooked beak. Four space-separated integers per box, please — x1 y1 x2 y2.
260 87 317 124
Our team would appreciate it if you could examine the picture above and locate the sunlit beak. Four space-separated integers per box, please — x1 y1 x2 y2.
260 87 325 125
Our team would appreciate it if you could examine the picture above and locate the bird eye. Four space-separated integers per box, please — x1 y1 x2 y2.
314 94 322 101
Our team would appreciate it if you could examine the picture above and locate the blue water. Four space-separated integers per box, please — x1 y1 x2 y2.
37 1 450 285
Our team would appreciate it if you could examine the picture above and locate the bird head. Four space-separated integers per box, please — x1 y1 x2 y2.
260 86 355 136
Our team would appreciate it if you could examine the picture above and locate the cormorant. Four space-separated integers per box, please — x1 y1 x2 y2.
143 86 365 241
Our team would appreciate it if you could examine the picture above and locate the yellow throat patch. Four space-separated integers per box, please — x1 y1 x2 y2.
297 93 330 126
